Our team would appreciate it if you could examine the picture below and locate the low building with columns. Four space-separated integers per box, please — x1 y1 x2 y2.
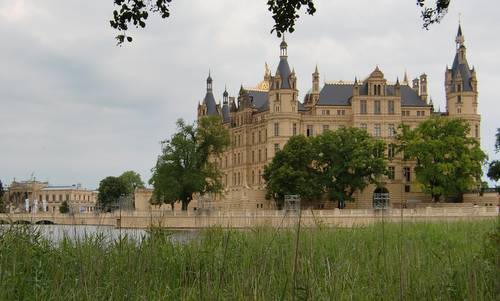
4 179 97 213
197 25 481 210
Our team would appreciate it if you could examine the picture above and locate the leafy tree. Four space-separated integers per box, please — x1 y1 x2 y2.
312 128 387 209
110 0 450 44
149 116 229 210
0 180 5 213
59 200 70 214
487 128 500 182
263 135 323 208
97 176 129 211
119 170 145 195
398 117 486 202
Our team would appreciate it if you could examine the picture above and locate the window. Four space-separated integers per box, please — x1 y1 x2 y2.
403 167 411 182
306 125 314 137
405 185 410 193
374 100 381 114
258 130 262 143
388 100 395 114
457 107 461 114
457 95 462 103
237 153 241 164
258 149 262 162
59 195 63 202
292 123 297 136
360 100 367 114
275 105 280 112
388 124 395 137
322 110 330 115
360 123 367 131
274 122 279 136
388 166 395 180
387 144 395 159
457 84 461 92
252 132 256 144
323 125 329 132
274 143 280 154
337 110 345 116
265 148 267 160
258 169 262 184
252 170 255 184
374 124 381 137
252 151 255 163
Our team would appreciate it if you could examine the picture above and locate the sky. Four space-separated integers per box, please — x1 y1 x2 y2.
0 0 499 189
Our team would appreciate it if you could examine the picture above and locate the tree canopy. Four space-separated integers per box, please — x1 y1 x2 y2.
313 128 387 208
110 0 451 44
487 128 500 182
118 170 145 195
397 117 486 202
264 128 387 209
149 115 229 210
97 176 129 211
0 180 5 213
263 135 323 208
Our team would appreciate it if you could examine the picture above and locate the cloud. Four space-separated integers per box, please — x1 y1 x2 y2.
0 0 498 188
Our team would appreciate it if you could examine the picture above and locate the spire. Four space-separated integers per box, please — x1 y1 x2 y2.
314 64 319 74
354 76 358 85
206 70 213 92
223 85 228 101
455 22 464 48
395 77 400 86
280 34 288 57
403 69 409 85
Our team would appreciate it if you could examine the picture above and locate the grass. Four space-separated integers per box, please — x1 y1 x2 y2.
0 220 498 300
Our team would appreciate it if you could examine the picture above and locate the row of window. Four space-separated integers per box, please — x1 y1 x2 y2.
359 123 397 137
359 100 395 115
38 194 93 203
321 109 346 116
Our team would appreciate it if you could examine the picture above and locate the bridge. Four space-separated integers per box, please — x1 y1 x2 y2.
1 206 498 229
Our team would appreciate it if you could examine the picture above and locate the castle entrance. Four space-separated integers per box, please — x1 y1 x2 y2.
373 187 390 209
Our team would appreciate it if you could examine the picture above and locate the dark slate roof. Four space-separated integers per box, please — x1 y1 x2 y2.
204 91 218 115
222 103 230 123
248 90 269 112
450 52 473 92
317 83 353 106
298 102 306 111
399 85 428 107
277 58 291 89
316 82 428 107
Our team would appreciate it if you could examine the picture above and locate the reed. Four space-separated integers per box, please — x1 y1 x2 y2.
0 220 497 300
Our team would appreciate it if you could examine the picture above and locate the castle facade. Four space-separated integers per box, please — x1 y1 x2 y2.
197 25 480 210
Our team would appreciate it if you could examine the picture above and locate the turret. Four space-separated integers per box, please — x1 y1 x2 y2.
412 78 420 95
420 73 428 102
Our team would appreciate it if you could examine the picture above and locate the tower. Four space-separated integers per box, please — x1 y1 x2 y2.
445 23 480 139
420 73 428 102
269 35 298 113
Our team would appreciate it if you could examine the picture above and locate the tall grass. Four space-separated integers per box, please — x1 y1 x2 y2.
0 220 498 300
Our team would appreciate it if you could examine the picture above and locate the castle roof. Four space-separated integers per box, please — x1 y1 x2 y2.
204 91 218 115
316 82 427 107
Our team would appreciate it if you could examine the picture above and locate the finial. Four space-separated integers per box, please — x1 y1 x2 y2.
354 76 358 84
458 12 462 25
315 64 319 74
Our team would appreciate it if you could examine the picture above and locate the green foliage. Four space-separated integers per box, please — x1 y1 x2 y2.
118 170 145 195
0 221 497 300
487 161 500 182
0 180 5 213
313 128 387 208
110 0 450 45
97 176 129 211
149 116 229 210
397 117 487 201
59 200 70 214
263 135 322 207
264 128 386 208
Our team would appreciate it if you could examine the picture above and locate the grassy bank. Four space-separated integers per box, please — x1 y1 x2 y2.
0 220 498 300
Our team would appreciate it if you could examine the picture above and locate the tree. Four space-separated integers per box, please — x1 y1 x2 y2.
149 115 229 210
312 128 387 209
398 117 486 202
110 0 450 44
487 128 500 182
97 176 129 211
0 180 5 213
263 135 323 208
59 200 70 214
118 170 145 195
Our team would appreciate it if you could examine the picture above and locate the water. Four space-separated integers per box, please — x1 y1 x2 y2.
0 224 199 245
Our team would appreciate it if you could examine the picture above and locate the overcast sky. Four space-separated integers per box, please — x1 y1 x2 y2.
0 0 498 189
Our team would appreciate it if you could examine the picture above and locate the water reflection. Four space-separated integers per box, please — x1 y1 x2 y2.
1 224 199 244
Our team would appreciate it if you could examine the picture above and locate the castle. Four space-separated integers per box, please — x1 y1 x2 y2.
197 25 480 210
